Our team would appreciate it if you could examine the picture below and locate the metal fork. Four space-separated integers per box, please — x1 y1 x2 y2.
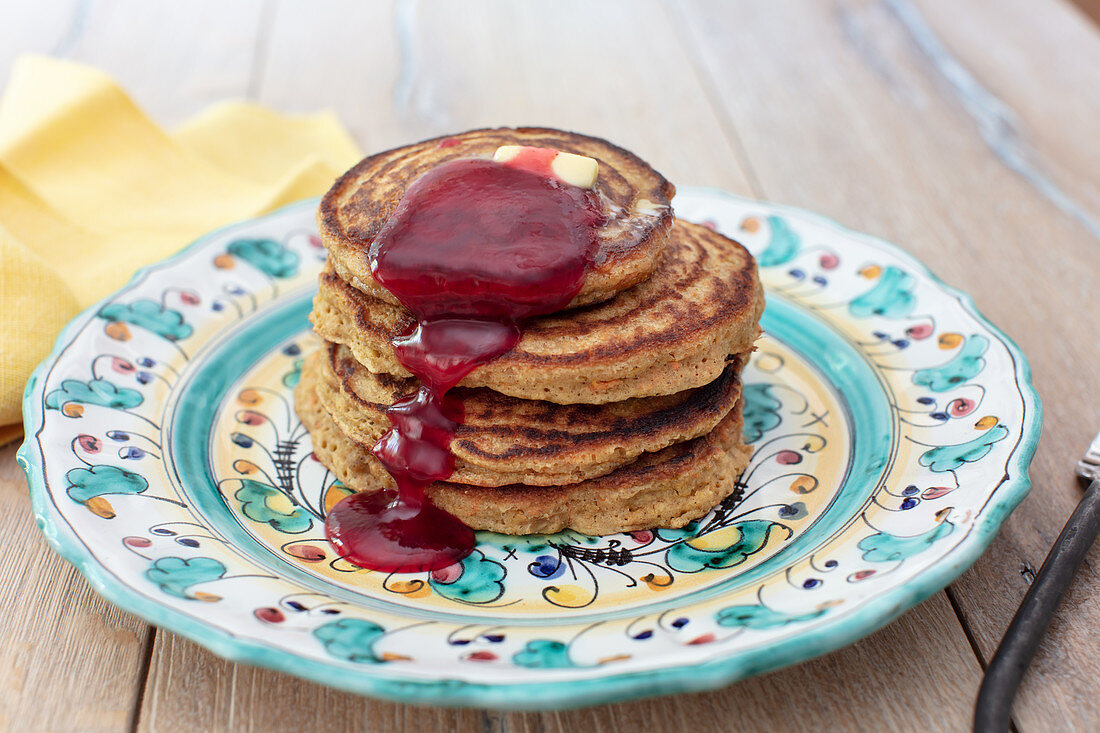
974 432 1100 732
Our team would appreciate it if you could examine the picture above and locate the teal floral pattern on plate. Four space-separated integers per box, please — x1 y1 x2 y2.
19 191 1040 710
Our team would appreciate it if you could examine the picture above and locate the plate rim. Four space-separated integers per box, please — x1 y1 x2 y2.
18 190 1042 710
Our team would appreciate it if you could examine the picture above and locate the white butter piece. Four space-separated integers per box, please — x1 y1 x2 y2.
492 145 599 188
551 151 599 188
492 145 523 163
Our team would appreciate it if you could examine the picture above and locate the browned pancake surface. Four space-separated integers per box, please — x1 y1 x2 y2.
311 344 745 486
311 219 765 404
318 127 675 309
295 369 752 535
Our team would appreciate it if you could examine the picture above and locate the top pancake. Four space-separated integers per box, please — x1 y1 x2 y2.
311 219 765 404
318 127 675 310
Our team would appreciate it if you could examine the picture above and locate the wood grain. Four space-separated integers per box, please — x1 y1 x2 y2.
0 0 80 83
676 0 1100 729
503 593 981 733
136 632 485 732
1070 0 1100 31
910 0 1100 229
255 0 755 194
0 0 265 129
0 444 151 732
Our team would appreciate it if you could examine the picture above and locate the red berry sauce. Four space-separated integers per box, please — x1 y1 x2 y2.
325 155 603 572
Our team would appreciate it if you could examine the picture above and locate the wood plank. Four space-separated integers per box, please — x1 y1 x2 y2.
59 0 266 126
0 445 152 732
249 1 399 149
136 633 484 732
0 0 265 128
910 0 1100 232
1069 0 1100 38
674 0 1100 729
505 593 979 733
0 0 80 85
254 0 754 193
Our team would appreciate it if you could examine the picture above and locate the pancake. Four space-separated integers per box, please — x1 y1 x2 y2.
311 342 746 487
318 127 675 310
295 368 752 535
311 218 765 404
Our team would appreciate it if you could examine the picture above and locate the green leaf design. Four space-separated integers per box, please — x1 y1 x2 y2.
849 266 916 319
912 335 988 392
228 238 299 279
919 425 1008 473
282 357 304 388
715 604 826 629
858 521 955 563
99 300 193 340
145 556 226 599
46 378 143 410
741 383 782 443
233 479 313 533
429 550 505 604
313 618 386 663
512 640 576 669
757 215 801 267
665 520 780 573
66 465 148 502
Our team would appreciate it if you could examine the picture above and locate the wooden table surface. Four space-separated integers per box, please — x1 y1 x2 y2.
2 0 1099 730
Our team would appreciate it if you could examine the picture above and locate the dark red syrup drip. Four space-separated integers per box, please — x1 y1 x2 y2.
325 156 604 572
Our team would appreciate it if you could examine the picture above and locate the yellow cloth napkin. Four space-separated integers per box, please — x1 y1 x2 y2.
0 56 361 444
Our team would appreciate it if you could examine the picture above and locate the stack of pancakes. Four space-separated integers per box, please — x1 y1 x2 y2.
295 128 764 536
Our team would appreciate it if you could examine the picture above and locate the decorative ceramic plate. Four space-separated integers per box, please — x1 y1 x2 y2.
19 189 1040 709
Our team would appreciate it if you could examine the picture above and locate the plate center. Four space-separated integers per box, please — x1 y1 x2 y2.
190 294 882 619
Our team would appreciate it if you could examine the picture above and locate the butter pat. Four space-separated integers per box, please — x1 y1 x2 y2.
493 145 599 188
549 151 599 188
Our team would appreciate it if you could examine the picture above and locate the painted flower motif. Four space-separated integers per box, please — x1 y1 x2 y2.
848 266 916 319
227 238 300 279
46 379 143 411
858 522 955 562
919 425 1008 473
313 618 386 663
741 383 783 442
99 300 193 341
912 335 988 392
661 520 782 573
512 640 576 669
145 556 226 599
66 464 148 503
757 215 801 267
429 550 506 604
282 357 304 389
233 479 313 533
715 604 826 629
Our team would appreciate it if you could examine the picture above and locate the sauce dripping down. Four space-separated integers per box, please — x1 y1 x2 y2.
325 156 604 572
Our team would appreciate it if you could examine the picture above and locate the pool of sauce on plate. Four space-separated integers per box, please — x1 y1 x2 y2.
324 152 603 572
